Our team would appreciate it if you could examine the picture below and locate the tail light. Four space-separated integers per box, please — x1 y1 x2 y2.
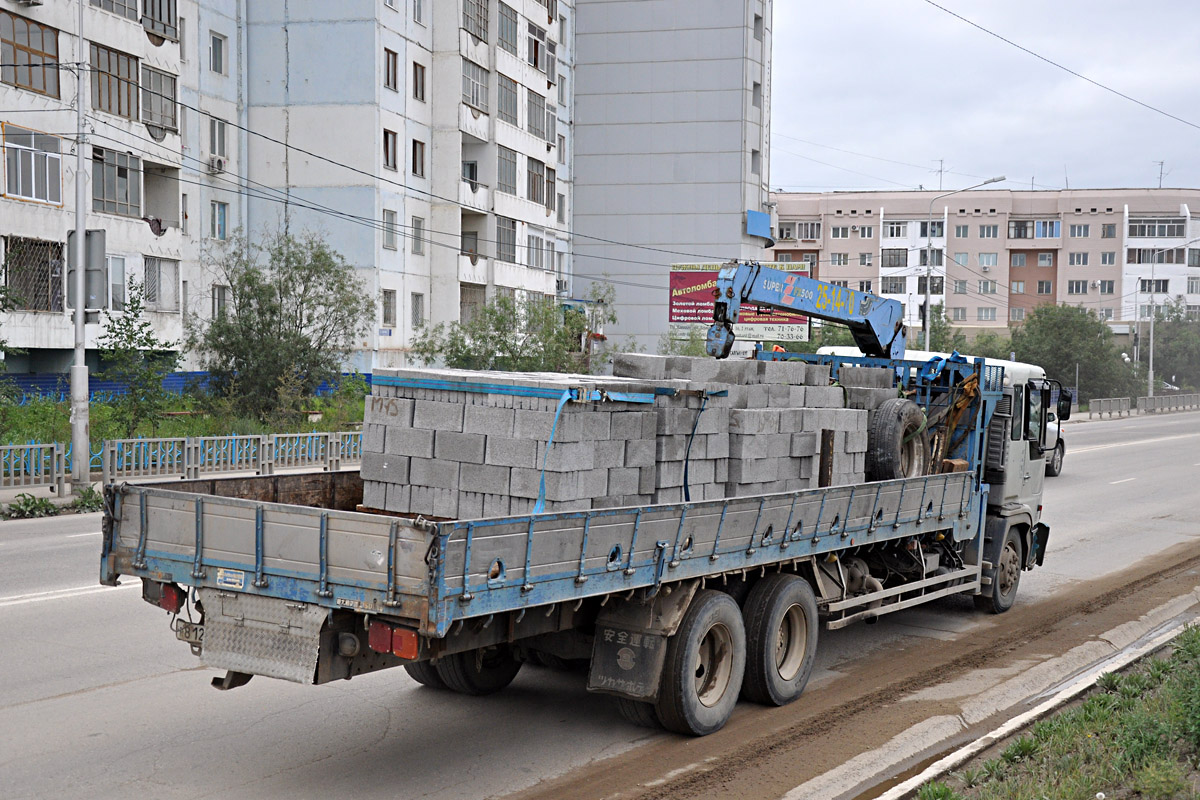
141 579 185 614
367 620 419 660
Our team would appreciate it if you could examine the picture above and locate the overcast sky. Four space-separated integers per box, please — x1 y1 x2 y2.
770 1 1200 194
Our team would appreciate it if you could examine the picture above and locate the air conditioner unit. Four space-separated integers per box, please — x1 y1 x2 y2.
207 155 226 174
555 278 569 294
1090 280 1100 288
981 265 991 272
850 225 859 232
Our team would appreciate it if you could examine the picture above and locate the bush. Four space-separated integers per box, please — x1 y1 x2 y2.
69 486 104 513
4 493 58 519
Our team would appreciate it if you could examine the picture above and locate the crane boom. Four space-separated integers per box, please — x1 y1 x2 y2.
705 261 907 360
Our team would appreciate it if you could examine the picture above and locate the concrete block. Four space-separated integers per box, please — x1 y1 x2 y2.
653 486 684 504
847 386 897 412
657 407 722 436
656 460 685 488
715 359 759 385
655 434 690 462
512 409 555 440
364 395 414 427
434 431 487 464
729 408 780 435
594 494 652 510
767 383 794 407
594 439 626 468
579 411 612 441
758 359 807 385
713 459 728 483
846 430 868 453
385 483 411 513
805 386 846 408
610 410 647 440
385 426 434 458
463 405 516 437
788 386 808 407
727 383 770 409
612 353 669 380
484 436 538 469
839 366 894 389
805 364 831 386
684 459 715 485
484 493 511 518
791 432 818 458
509 467 582 501
536 441 596 472
412 400 464 432
705 433 729 459
363 423 386 453
460 463 511 495
362 480 386 510
457 491 484 520
728 457 786 484
624 439 656 468
360 451 410 485
579 468 609 498
607 467 641 495
409 458 460 490
639 466 657 494
778 408 807 433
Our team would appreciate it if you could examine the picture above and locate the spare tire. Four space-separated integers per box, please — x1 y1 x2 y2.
866 398 929 481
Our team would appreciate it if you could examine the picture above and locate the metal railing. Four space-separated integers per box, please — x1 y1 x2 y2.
1136 393 1200 414
0 443 67 493
1087 397 1132 418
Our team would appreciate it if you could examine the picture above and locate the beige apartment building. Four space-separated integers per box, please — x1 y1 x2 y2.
769 189 1200 342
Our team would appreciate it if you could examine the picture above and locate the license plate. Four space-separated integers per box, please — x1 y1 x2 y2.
176 621 204 646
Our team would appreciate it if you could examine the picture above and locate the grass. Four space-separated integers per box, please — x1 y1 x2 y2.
920 625 1200 800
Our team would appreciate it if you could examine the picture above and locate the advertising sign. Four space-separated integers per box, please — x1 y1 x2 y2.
668 262 811 342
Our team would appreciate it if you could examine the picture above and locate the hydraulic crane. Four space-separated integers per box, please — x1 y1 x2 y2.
705 261 908 360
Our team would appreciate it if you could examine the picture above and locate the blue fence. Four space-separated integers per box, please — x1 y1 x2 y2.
2 372 373 404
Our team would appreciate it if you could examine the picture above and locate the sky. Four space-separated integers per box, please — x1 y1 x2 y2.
769 0 1200 194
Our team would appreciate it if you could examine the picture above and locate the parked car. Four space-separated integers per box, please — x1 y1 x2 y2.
1045 416 1064 477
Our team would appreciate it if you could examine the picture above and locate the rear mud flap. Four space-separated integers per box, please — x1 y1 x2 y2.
1031 522 1050 567
199 588 328 684
587 624 669 702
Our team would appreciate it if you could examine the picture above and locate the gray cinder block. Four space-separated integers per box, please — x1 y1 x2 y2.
484 437 537 469
593 439 626 468
791 432 818 458
385 483 412 513
463 405 516 437
364 396 414 427
805 364 831 386
409 458 460 490
362 480 387 510
804 386 846 408
363 423 385 453
624 439 656 468
434 431 487 464
360 451 410 484
846 386 897 411
612 353 669 380
384 426 435 458
729 408 781 435
460 463 511 496
413 400 464 432
838 366 894 389
536 441 596 472
607 467 641 495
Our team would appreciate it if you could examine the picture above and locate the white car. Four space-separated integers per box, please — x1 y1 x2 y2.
1045 417 1064 477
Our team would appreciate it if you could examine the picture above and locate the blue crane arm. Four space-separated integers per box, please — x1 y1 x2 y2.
705 261 907 360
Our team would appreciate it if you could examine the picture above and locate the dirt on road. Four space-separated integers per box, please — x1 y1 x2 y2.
510 542 1200 800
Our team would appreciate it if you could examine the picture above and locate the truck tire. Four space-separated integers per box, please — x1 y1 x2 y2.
404 661 447 690
435 644 522 695
866 398 929 481
654 590 746 736
975 524 1022 614
740 573 819 706
615 697 663 729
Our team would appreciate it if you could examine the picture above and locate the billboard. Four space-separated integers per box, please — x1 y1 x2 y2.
668 262 811 342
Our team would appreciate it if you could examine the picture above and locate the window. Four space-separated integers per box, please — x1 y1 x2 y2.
750 149 762 176
859 253 873 267
881 248 907 268
1140 278 1169 293
752 82 762 110
1010 307 1026 322
1011 281 1024 294
102 255 125 311
92 0 138 21
775 253 792 262
1102 223 1117 238
463 0 488 41
1068 252 1089 266
460 282 486 324
179 17 186 60
830 253 848 266
1037 280 1052 295
462 59 488 111
384 49 398 91
979 224 998 239
753 13 764 40
0 236 63 311
411 140 425 177
181 193 188 233
1008 221 1033 239
411 292 425 329
527 90 547 139
545 167 556 211
1038 253 1053 267
829 280 848 288
979 253 998 267
1070 224 1090 238
1011 253 1026 267
917 276 944 295
91 43 138 119
382 289 396 327
527 22 556 76
92 148 141 217
461 230 479 255
3 126 62 204
382 209 397 249
210 200 227 239
141 67 177 130
1 10 60 98
1128 247 1185 264
1190 277 1200 294
210 32 226 74
953 280 967 294
859 225 873 239
1067 280 1088 295
830 226 849 239
880 276 906 294
557 193 565 223
412 62 426 102
1189 249 1200 267
950 307 966 321
527 233 544 269
1099 280 1115 295
1035 220 1061 238
497 147 517 194
143 0 178 39
977 307 996 322
557 134 566 164
797 222 821 239
858 280 872 292
209 118 227 157
383 129 398 170
1100 308 1115 321
777 223 795 239
884 221 907 238
954 224 969 238
211 283 229 319
527 158 545 204
918 248 943 267
954 252 968 266
1129 218 1185 237
496 216 517 262
411 216 424 254
497 75 518 124
499 3 519 54
413 0 423 24
919 221 944 238
978 279 997 294
143 257 179 311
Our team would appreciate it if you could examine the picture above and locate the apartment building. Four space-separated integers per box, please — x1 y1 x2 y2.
572 0 774 352
2 0 574 374
770 189 1200 340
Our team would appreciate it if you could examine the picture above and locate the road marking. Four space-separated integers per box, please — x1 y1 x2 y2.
0 582 140 609
1109 477 1137 485
67 532 101 538
1072 431 1200 454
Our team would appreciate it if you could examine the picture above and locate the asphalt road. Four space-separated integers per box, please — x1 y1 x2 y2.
1 411 1197 800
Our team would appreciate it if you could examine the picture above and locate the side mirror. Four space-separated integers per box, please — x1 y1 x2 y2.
1057 390 1073 421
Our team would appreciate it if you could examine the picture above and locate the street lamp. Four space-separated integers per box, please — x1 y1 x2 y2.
923 175 1006 349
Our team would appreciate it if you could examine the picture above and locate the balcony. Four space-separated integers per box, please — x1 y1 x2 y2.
458 252 488 284
459 103 489 143
459 179 490 213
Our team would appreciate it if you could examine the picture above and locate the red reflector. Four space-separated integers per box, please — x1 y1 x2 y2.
159 583 184 614
367 621 393 654
392 627 419 660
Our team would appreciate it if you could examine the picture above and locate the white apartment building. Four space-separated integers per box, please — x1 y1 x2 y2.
770 189 1200 340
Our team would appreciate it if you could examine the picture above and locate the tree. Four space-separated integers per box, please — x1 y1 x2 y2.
928 303 967 353
1147 300 1200 390
187 231 373 420
968 330 1014 361
658 326 708 357
97 280 181 437
411 283 619 374
1010 304 1137 401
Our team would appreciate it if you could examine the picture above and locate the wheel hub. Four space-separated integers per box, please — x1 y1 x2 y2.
694 623 734 708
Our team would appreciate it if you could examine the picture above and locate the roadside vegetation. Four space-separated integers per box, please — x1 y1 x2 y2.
1 487 103 520
918 625 1200 800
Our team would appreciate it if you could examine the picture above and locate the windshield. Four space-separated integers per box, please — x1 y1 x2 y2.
1026 384 1045 441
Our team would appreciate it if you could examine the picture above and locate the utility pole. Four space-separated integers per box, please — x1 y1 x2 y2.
1154 161 1165 189
70 0 90 494
936 159 944 191
1148 258 1156 398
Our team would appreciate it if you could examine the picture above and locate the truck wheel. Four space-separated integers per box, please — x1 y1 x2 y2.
654 590 746 736
404 661 447 690
435 644 522 695
866 398 930 481
741 573 819 706
1045 442 1064 477
975 525 1022 614
615 697 663 729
